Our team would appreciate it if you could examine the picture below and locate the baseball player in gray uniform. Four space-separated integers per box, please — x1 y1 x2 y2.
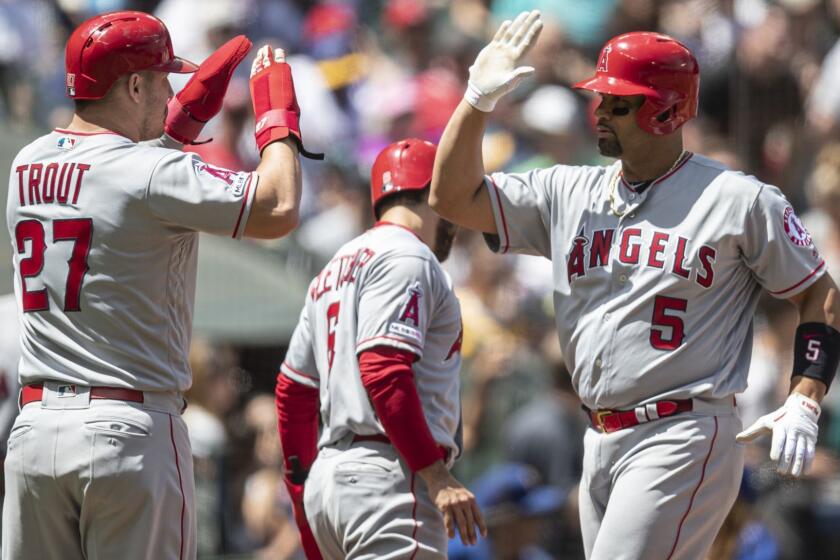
4 10 318 560
430 11 840 560
275 139 486 559
0 295 22 473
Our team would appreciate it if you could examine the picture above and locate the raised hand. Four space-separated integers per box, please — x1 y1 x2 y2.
465 10 543 112
249 44 323 160
165 35 252 144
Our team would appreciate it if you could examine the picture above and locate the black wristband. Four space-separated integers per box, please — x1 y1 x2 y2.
792 322 840 392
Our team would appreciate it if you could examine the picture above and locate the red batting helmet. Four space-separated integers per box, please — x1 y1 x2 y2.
572 32 699 135
65 11 198 100
371 138 436 217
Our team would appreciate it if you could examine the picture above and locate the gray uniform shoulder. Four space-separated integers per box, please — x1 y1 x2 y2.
686 153 765 207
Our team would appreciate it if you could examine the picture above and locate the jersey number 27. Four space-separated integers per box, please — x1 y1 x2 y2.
14 218 92 313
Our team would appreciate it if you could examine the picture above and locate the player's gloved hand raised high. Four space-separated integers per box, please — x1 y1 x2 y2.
165 35 252 144
249 45 323 160
736 392 821 477
464 10 543 112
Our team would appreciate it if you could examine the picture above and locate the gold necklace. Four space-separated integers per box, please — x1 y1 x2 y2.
608 150 688 217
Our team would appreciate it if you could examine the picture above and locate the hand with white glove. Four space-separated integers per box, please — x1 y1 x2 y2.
736 392 821 477
464 10 543 112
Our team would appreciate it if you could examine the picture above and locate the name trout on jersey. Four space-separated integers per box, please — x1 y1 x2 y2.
15 162 91 206
566 227 716 288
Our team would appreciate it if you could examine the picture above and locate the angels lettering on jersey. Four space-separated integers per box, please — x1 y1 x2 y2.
566 225 716 288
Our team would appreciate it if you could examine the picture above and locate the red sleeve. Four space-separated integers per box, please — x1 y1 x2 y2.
359 347 445 472
275 373 320 473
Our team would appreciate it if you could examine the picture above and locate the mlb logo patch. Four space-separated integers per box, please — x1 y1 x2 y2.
57 137 76 151
57 384 77 398
381 171 394 193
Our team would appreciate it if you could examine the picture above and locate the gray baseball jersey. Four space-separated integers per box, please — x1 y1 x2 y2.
281 222 463 457
484 153 825 409
6 129 257 392
0 295 21 456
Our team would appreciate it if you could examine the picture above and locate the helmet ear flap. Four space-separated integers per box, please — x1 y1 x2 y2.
655 106 674 123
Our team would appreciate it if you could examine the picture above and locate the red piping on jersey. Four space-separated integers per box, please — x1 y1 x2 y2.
53 128 126 137
769 260 825 296
619 152 693 192
373 221 422 241
666 416 718 560
409 473 420 560
168 416 186 560
231 173 255 238
357 334 423 352
281 362 319 382
488 176 510 254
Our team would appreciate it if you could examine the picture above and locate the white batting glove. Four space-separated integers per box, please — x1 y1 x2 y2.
464 10 543 112
736 392 821 477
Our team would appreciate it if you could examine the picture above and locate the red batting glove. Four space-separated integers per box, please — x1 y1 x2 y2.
249 44 324 160
165 35 252 144
284 480 323 560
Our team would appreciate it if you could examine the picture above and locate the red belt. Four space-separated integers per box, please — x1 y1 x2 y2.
352 434 391 445
351 433 451 462
21 384 144 406
585 399 693 433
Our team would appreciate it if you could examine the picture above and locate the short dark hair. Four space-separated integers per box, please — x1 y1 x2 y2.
374 185 429 219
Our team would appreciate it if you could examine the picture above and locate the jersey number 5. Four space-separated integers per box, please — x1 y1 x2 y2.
14 218 93 313
650 295 687 350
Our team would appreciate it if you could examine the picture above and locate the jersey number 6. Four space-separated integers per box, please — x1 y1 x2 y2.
326 302 340 372
650 295 687 350
14 218 93 313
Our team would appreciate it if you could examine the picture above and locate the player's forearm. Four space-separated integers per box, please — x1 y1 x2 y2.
429 99 489 218
788 274 840 401
359 349 445 472
246 139 302 238
275 373 320 473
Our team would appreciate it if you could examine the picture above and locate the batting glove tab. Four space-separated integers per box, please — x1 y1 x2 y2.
736 392 820 477
464 10 542 112
249 45 323 160
165 35 252 144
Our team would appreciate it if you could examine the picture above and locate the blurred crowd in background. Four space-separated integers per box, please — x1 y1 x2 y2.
3 0 840 558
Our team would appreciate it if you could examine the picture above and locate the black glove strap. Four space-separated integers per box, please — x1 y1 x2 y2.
287 455 309 485
792 322 840 392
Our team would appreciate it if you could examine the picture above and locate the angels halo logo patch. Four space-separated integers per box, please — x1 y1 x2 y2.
783 206 812 247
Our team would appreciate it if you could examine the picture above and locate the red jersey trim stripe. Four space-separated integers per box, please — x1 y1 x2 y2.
53 128 126 137
619 152 693 191
373 221 423 241
168 416 186 560
357 335 423 351
231 173 257 239
487 176 510 254
666 416 718 560
409 473 420 560
769 260 825 296
280 362 319 382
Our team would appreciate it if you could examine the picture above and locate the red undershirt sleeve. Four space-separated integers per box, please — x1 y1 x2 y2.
275 373 320 473
358 346 445 472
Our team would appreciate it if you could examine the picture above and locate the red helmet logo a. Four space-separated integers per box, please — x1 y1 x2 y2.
597 45 612 73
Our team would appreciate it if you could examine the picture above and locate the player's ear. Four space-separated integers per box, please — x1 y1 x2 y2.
126 73 143 103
